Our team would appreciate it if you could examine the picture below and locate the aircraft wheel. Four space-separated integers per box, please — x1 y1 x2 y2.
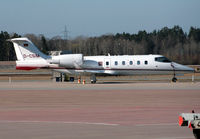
91 80 96 84
172 77 177 82
90 75 96 84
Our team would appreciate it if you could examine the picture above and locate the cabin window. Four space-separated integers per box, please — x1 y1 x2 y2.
106 61 109 66
144 61 148 65
122 61 125 65
155 57 171 63
115 61 118 65
98 61 103 66
137 61 140 65
129 61 133 65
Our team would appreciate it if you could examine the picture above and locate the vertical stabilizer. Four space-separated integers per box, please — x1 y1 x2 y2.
10 37 49 61
8 37 50 70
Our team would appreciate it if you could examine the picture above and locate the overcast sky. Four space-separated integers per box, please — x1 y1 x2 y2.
0 0 200 38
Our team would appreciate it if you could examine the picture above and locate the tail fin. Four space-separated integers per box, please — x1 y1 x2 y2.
9 37 50 70
9 37 49 61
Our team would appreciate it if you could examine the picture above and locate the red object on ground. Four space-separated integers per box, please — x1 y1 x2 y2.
179 116 184 126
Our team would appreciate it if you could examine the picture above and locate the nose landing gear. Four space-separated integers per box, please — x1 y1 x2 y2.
171 63 177 82
172 76 177 82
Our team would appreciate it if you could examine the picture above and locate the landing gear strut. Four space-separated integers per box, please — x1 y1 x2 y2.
171 63 177 82
90 74 96 84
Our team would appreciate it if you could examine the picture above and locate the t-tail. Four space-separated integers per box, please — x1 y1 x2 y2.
8 37 194 84
8 37 50 70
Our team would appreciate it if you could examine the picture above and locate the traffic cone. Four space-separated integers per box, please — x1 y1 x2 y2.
78 78 81 84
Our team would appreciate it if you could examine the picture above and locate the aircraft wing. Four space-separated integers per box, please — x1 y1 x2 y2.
83 69 116 75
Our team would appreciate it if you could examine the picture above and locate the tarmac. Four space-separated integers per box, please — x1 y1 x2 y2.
0 82 199 139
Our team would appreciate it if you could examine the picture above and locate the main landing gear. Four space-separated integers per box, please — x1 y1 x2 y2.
90 74 96 84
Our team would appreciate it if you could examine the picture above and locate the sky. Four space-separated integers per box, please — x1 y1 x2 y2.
0 0 200 38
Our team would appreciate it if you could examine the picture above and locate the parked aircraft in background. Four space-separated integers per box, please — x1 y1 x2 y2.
8 38 194 83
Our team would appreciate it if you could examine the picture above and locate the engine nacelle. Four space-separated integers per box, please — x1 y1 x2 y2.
50 54 83 68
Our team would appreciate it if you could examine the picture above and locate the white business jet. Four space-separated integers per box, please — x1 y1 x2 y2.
8 37 194 83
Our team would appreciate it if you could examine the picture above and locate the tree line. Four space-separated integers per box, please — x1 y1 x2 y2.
0 25 200 64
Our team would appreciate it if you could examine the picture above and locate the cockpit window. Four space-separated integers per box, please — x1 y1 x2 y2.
155 57 171 63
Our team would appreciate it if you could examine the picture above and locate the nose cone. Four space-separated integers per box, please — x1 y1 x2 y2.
172 62 195 72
